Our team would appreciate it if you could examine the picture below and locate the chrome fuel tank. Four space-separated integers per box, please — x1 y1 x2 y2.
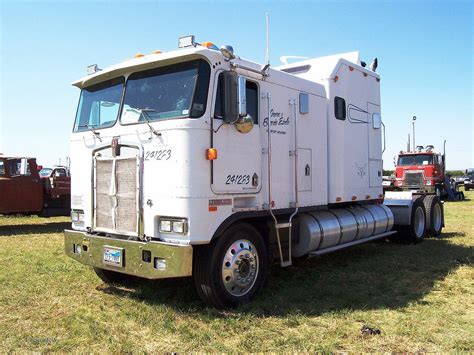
293 204 394 258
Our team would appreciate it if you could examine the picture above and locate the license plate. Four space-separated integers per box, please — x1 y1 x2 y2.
382 181 391 186
103 247 123 266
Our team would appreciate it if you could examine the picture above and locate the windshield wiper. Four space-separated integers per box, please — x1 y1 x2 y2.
139 108 161 137
78 123 102 142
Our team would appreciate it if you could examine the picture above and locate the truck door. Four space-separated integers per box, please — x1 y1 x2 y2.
50 168 71 199
4 158 43 213
367 103 383 187
211 74 262 195
259 83 296 209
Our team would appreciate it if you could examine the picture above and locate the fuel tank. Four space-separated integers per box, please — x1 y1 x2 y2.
293 204 394 258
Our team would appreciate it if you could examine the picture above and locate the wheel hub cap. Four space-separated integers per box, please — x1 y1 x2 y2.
222 239 259 297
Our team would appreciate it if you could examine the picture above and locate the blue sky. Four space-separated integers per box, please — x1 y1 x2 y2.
0 0 472 170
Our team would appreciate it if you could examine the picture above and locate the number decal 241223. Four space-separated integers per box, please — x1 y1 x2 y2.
225 175 250 185
145 150 171 161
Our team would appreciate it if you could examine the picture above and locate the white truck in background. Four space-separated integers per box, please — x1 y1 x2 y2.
65 35 444 308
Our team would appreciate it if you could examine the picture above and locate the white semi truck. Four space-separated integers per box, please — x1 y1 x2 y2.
65 36 444 308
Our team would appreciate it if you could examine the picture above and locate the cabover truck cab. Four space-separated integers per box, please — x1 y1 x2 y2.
0 156 71 216
65 37 444 308
395 145 446 196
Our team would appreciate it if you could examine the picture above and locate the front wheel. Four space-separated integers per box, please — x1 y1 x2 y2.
193 223 268 309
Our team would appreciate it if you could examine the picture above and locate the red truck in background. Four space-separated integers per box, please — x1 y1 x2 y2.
394 145 446 197
0 156 71 216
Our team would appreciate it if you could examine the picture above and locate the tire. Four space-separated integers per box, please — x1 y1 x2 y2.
193 223 268 309
423 195 443 237
93 267 141 286
397 198 427 243
466 187 470 191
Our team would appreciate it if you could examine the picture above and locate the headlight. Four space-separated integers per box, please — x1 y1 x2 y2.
172 221 185 234
159 220 172 232
159 218 188 235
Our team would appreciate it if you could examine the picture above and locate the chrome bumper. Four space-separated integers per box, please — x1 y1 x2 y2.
64 230 193 279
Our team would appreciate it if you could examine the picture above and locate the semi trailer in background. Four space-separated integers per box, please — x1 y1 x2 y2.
0 155 71 216
65 36 444 308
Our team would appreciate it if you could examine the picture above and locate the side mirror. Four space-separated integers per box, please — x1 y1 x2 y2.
238 76 247 117
235 115 254 134
222 72 248 124
20 158 28 175
222 71 238 123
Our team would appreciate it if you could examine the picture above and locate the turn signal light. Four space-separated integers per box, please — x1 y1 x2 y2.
206 148 218 160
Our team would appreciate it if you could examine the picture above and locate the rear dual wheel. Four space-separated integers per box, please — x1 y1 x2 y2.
396 198 427 243
193 223 268 309
423 195 443 237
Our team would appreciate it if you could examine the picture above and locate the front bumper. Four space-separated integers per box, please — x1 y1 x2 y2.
64 230 193 279
400 185 435 194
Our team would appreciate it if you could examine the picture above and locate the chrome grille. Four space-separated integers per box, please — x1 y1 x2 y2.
95 157 138 235
96 160 114 230
116 158 137 233
404 172 423 188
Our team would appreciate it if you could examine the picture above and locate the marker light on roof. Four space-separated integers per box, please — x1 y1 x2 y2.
201 41 219 50
134 53 144 58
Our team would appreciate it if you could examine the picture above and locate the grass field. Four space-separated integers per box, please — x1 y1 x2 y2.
1 192 473 352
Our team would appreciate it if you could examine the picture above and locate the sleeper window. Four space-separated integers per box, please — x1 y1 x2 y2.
334 96 346 120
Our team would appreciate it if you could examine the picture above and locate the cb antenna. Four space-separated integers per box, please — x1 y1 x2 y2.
265 12 270 65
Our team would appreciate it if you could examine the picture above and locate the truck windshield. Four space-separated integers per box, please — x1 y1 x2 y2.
39 168 52 177
398 154 433 166
120 59 210 124
73 77 125 132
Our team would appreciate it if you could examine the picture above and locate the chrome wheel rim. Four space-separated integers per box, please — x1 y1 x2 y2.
222 239 259 297
432 203 442 232
414 207 425 238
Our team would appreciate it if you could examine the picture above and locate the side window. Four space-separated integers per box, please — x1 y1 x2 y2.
214 73 224 119
54 169 67 177
334 96 346 120
0 161 4 175
214 74 258 124
8 160 20 176
246 81 258 124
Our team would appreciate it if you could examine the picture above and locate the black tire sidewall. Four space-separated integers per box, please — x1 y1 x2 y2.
424 195 443 236
409 199 427 243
